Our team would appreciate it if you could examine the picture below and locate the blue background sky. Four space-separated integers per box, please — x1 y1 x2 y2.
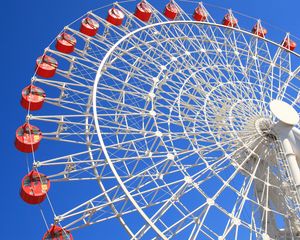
1 0 299 239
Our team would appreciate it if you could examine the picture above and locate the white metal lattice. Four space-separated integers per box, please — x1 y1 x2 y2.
23 1 300 239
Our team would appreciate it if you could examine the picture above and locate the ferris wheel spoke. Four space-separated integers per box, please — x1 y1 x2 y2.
34 78 95 113
57 156 199 230
29 114 96 141
56 169 184 230
101 41 192 90
46 59 98 87
195 28 263 106
132 180 203 239
221 159 263 238
96 95 147 115
192 138 262 188
145 169 253 238
35 78 93 94
60 179 195 233
36 149 113 181
159 153 263 239
159 24 217 63
165 131 260 159
47 51 97 74
46 93 93 114
247 39 274 105
259 43 293 102
277 65 300 101
133 135 265 238
166 128 259 151
48 48 99 70
35 76 95 108
109 44 169 73
40 136 99 146
155 199 214 239
98 71 152 95
118 28 194 68
291 90 300 107
58 187 129 229
29 114 92 124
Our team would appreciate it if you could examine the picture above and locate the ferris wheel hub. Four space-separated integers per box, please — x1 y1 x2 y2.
254 118 276 140
270 100 299 126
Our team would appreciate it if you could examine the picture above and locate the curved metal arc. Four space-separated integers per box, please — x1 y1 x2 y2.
93 21 197 239
93 19 299 239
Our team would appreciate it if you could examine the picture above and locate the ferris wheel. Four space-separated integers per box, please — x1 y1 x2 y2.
15 0 300 239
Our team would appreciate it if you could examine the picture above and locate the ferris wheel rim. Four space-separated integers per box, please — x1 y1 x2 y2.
91 18 300 238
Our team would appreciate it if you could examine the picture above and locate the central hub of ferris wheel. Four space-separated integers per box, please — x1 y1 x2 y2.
254 118 276 140
253 100 299 142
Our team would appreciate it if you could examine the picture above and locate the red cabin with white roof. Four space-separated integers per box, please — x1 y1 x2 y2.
20 170 50 205
222 13 238 27
80 17 99 36
135 0 152 22
282 37 297 51
36 55 58 78
252 22 267 38
193 5 207 22
15 123 42 153
20 85 46 111
107 8 125 26
42 225 73 240
164 1 179 20
56 33 77 54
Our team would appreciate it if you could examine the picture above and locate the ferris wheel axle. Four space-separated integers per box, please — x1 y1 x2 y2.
271 100 300 197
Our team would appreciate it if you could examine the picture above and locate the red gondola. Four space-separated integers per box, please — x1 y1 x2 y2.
252 23 267 38
107 8 125 26
222 13 238 27
135 0 152 22
20 170 50 205
36 55 58 78
80 17 99 36
42 225 73 240
193 5 207 22
164 1 179 20
20 85 46 111
56 33 77 54
15 123 42 153
282 37 297 51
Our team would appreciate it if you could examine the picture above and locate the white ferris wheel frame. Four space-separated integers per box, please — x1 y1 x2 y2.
23 1 300 239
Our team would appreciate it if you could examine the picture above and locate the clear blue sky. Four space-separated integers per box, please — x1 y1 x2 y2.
1 0 299 239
